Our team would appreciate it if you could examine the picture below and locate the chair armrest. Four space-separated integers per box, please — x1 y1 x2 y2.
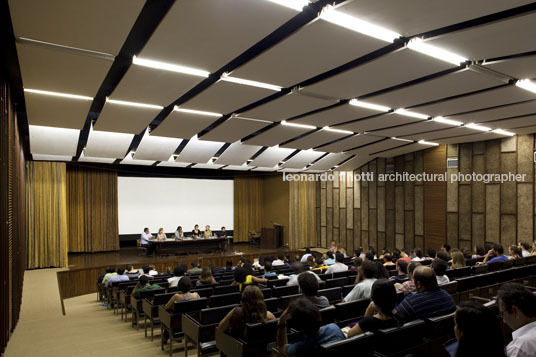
470 296 492 303
271 346 286 357
182 314 200 341
216 328 244 357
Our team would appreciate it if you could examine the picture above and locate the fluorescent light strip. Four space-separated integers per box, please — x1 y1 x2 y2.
322 126 353 135
132 55 210 78
418 140 439 146
432 116 463 126
24 88 93 101
220 74 281 91
173 106 222 117
394 109 429 120
281 120 316 130
515 79 536 94
107 98 163 110
264 0 309 11
320 5 401 43
465 123 491 132
391 137 413 142
492 129 515 136
407 38 467 65
349 99 391 112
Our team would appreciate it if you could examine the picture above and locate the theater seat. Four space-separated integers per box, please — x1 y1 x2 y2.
319 331 375 355
375 319 426 357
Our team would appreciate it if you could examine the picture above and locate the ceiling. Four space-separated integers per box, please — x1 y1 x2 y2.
8 0 536 172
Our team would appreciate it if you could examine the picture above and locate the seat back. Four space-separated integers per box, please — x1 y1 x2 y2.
260 288 272 299
487 262 502 272
325 277 348 289
272 285 299 297
173 297 208 314
502 260 514 269
209 292 241 307
319 331 375 355
513 258 525 266
139 288 166 299
375 319 426 355
424 312 455 339
318 287 342 303
192 287 213 298
472 264 488 274
319 305 336 325
524 255 536 264
214 285 239 295
334 298 370 323
267 278 288 288
200 304 238 325
441 281 458 294
243 319 279 344
342 284 355 297
332 270 351 279
153 292 176 306
263 297 279 313
279 294 301 310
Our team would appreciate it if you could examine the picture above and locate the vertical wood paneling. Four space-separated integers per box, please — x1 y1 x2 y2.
233 176 263 243
289 180 316 249
424 145 447 249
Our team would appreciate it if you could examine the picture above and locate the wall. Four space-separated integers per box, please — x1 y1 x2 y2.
262 174 289 246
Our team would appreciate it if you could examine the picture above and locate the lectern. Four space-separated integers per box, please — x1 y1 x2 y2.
260 225 283 249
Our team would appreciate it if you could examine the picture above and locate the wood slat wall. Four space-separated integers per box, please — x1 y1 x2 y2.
233 175 263 243
289 180 316 249
67 166 119 252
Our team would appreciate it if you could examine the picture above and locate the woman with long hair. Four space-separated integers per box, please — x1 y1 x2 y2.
204 225 212 239
156 227 167 241
508 245 522 259
196 266 216 286
451 251 466 269
217 285 275 337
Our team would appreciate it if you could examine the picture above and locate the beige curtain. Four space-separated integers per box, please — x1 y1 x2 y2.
26 161 68 268
289 180 316 249
233 176 263 243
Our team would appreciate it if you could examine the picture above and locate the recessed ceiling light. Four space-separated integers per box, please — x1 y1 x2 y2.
432 116 463 126
264 0 309 11
418 140 439 146
407 38 467 65
220 73 282 91
24 88 93 101
132 55 210 78
349 99 391 112
492 129 515 136
394 109 429 120
391 137 413 142
465 123 491 132
515 79 536 94
322 126 353 134
107 98 163 110
173 106 222 117
281 120 316 129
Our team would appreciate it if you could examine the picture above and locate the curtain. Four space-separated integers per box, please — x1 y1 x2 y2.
289 180 316 249
233 176 263 243
26 161 68 268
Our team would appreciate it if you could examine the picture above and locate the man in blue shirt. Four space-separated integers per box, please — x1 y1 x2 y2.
481 243 509 264
277 298 344 356
324 251 335 265
105 267 129 287
261 260 277 278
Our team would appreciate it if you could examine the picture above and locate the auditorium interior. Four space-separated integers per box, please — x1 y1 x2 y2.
2 0 536 356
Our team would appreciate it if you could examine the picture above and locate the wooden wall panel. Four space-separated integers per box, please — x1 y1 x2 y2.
233 176 263 243
289 180 316 249
423 145 447 250
486 184 500 243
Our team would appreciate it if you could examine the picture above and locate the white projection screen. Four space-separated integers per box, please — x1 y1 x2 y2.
117 177 234 234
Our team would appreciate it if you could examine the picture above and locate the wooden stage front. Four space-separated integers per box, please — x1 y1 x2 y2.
57 244 296 314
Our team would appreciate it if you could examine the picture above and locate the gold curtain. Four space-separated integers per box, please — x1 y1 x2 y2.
67 166 119 252
233 176 263 243
289 180 316 249
26 161 68 268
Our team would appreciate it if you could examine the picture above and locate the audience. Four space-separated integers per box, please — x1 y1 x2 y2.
508 245 522 260
232 266 268 291
383 253 395 266
442 243 452 261
325 252 348 274
187 261 202 275
132 275 162 299
425 248 436 260
481 244 509 264
287 262 321 286
300 247 312 263
140 265 154 279
412 248 425 261
148 264 158 276
101 266 116 284
396 249 411 264
105 267 129 287
311 257 327 272
518 242 531 258
472 245 485 259
168 265 186 287
324 251 335 266
343 260 377 302
261 260 277 278
277 298 344 356
451 251 466 269
298 270 329 309
304 255 315 269
224 260 234 272
395 261 420 295
272 254 286 267
375 261 390 279
125 264 140 279
390 260 408 283
196 266 216 286
436 250 449 262
164 276 200 310
432 258 450 285
497 283 536 357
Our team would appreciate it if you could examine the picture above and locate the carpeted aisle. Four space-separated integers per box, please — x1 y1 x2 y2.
5 269 213 356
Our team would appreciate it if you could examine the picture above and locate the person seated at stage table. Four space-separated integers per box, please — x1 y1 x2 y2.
232 266 268 292
218 285 276 338
204 225 213 239
218 226 227 237
192 224 201 238
125 264 139 279
186 261 202 275
105 267 129 287
140 227 155 255
196 266 216 286
174 226 184 240
168 264 187 288
132 275 162 299
156 227 167 241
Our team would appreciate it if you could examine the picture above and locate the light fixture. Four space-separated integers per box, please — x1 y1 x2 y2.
418 140 439 146
492 129 515 136
220 73 282 91
24 88 93 101
394 109 429 120
322 126 353 134
391 137 413 142
132 55 210 78
432 116 463 126
320 5 401 43
349 99 391 112
407 38 467 65
515 79 536 94
264 0 309 11
465 123 491 132
281 120 316 129
106 98 163 110
173 106 222 117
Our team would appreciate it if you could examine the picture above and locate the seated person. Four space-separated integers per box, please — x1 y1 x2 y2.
272 254 286 267
191 224 201 238
231 266 268 292
441 243 452 261
324 251 335 266
218 285 276 337
167 264 187 288
389 260 408 283
412 248 425 261
396 249 411 264
125 264 139 279
140 227 154 255
148 264 158 276
164 277 200 310
350 256 362 273
451 251 466 269
261 260 277 278
383 253 395 266
304 255 315 269
298 270 329 309
518 242 531 258
343 260 377 302
328 240 337 253
347 279 400 337
140 265 154 279
338 247 348 258
286 262 321 286
204 225 212 239
508 245 523 260
196 266 216 286
156 227 167 241
300 247 312 263
498 283 536 357
395 261 420 295
311 257 328 272
132 275 162 299
432 258 450 285
480 244 509 264
105 267 129 287
186 261 202 275
325 252 348 274
218 226 227 238
396 266 456 322
224 260 234 272
100 266 116 284
174 226 184 240
277 298 344 357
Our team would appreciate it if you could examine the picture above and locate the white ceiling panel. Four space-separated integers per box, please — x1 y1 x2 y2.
24 91 92 129
414 85 536 117
239 93 335 121
251 166 278 172
446 100 536 123
149 110 218 139
78 151 116 164
316 134 383 153
139 0 296 72
243 124 313 147
249 147 295 167
281 129 350 150
175 138 224 164
484 55 536 80
428 13 536 61
509 125 536 135
133 131 182 161
32 154 72 161
183 80 276 114
192 163 224 169
29 125 80 156
307 153 352 171
214 142 262 166
17 44 111 97
367 120 458 137
481 115 536 130
9 0 145 55
292 103 380 127
94 101 161 134
346 138 409 155
400 126 470 141
337 113 424 133
222 164 254 171
200 117 272 142
120 152 155 166
336 0 533 37
436 132 508 144
157 159 191 168
110 66 203 106
375 143 431 158
335 155 375 172
303 48 453 99
232 18 384 87
367 69 502 109
85 127 134 159
280 150 325 169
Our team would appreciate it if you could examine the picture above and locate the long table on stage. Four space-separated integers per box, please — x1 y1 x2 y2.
149 237 231 255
